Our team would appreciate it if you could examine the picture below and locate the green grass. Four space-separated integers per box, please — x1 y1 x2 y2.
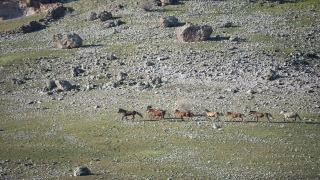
244 0 320 13
1 95 319 179
0 49 76 66
0 13 44 31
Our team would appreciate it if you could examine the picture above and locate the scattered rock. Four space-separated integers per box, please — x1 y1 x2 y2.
229 35 239 42
46 80 57 90
176 23 212 42
159 16 179 28
87 12 97 21
39 3 68 24
55 80 72 91
246 89 256 94
212 123 221 129
221 21 232 28
74 166 91 176
98 11 112 21
104 20 123 28
265 69 278 81
72 67 84 77
11 78 24 85
160 0 174 6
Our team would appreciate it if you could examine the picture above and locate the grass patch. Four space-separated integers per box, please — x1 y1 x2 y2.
0 13 44 31
244 0 320 13
0 49 76 66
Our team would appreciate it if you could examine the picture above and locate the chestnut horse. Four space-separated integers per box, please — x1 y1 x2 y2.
146 106 166 120
226 112 246 122
204 109 221 121
174 109 192 121
249 111 273 122
117 108 143 121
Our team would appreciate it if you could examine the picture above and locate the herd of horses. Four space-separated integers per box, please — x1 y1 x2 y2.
117 106 302 123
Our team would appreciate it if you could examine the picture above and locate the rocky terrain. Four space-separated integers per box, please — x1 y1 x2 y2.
0 0 319 179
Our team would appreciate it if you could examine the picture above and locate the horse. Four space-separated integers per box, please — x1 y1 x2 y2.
117 108 143 121
146 105 166 120
280 111 301 122
174 109 192 121
226 112 246 122
248 111 273 122
204 109 221 121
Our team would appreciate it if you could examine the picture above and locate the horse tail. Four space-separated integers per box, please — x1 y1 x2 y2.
136 112 143 118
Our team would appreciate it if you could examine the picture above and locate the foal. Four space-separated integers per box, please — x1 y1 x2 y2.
117 108 143 121
249 111 273 122
174 109 192 121
226 112 246 122
146 106 166 120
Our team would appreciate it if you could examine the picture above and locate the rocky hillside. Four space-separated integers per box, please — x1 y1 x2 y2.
1 0 319 114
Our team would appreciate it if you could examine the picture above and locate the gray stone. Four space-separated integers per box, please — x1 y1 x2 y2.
88 12 97 21
159 16 179 28
98 11 112 21
176 23 212 42
52 33 83 49
55 80 72 91
74 166 91 176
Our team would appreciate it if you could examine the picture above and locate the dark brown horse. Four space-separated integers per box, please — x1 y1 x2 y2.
146 106 166 120
117 108 143 121
226 112 246 122
174 109 192 121
249 111 273 122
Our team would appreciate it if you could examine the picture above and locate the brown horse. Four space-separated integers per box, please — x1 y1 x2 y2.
146 106 166 120
117 108 143 121
204 109 221 121
226 112 246 122
249 111 273 122
174 109 192 121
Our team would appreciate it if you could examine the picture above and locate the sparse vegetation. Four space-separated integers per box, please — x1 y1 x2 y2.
0 0 319 179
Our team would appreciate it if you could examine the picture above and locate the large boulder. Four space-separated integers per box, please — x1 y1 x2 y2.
39 3 68 24
159 16 178 28
52 33 83 49
55 80 72 91
74 166 91 176
98 11 112 21
45 3 66 19
176 23 213 42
